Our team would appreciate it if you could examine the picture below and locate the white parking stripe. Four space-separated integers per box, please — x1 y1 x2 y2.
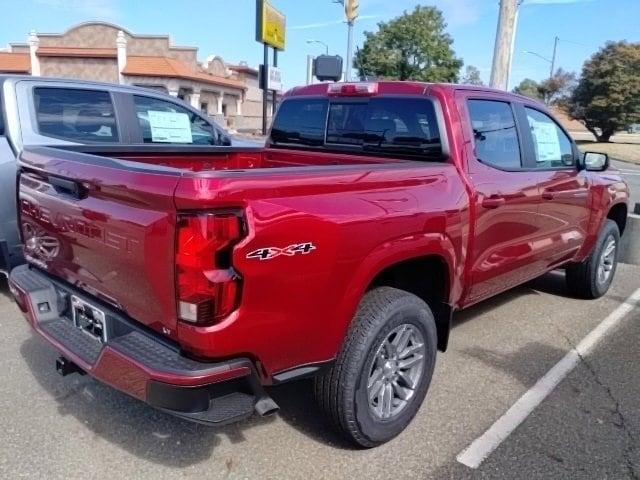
457 287 640 469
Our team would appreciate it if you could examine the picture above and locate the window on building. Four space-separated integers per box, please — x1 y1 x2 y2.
467 100 521 169
524 107 574 168
34 88 119 143
133 95 218 145
200 102 209 114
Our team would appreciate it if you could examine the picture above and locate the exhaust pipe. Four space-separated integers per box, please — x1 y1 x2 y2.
254 396 279 417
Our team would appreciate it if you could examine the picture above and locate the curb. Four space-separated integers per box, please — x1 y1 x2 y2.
620 213 640 266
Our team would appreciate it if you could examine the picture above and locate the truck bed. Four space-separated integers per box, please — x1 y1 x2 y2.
18 145 460 355
58 144 411 172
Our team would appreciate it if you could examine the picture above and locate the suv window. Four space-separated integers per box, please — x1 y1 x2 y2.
133 95 218 145
271 97 442 160
525 107 574 168
0 92 4 136
468 100 521 169
34 88 119 143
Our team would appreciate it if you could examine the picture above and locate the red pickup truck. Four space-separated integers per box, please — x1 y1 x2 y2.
9 82 629 447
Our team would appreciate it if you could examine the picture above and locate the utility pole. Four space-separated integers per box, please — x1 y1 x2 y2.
490 0 518 90
549 35 559 78
505 2 522 90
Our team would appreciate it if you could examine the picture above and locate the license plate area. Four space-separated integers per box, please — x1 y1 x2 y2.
71 295 107 343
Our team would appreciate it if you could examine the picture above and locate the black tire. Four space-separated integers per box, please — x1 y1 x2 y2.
566 219 620 299
313 287 437 447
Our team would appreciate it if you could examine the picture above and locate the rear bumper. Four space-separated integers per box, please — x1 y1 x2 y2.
9 265 276 425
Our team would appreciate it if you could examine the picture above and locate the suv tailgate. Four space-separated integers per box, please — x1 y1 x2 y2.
18 147 182 338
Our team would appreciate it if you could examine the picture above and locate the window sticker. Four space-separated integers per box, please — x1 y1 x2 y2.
529 117 561 162
147 110 193 143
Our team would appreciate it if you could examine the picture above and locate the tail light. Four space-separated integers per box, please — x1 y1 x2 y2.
327 82 378 96
175 212 244 325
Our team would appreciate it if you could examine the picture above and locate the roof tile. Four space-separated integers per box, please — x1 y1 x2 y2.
123 56 245 90
0 52 30 73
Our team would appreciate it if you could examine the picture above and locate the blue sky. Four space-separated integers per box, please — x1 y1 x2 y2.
1 0 639 89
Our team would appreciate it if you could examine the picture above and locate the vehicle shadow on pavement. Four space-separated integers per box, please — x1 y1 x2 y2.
266 379 358 450
462 341 569 390
19 335 277 468
453 270 580 328
0 276 10 300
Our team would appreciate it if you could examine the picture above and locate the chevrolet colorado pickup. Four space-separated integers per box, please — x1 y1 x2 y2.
0 75 251 274
9 81 629 447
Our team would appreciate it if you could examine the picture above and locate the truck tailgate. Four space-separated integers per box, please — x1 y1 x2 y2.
18 148 182 337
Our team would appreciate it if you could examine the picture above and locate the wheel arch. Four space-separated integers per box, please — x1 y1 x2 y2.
367 255 453 352
607 202 628 236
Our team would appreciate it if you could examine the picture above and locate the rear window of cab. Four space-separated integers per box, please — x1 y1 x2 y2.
270 97 443 160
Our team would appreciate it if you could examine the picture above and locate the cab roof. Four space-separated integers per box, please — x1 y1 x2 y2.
285 80 536 104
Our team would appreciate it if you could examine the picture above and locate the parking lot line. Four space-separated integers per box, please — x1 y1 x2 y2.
456 287 640 469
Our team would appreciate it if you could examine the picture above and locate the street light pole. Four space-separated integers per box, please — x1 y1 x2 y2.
306 39 329 55
346 20 354 81
334 0 358 81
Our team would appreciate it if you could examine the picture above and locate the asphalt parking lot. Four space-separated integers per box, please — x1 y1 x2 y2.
0 256 638 479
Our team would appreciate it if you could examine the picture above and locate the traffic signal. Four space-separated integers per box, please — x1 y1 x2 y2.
345 0 359 23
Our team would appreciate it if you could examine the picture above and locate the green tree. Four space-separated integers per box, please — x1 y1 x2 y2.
539 68 576 105
513 78 543 100
461 65 484 85
354 6 463 82
568 41 640 142
513 69 575 105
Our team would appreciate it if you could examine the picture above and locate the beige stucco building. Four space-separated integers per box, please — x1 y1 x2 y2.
0 22 273 132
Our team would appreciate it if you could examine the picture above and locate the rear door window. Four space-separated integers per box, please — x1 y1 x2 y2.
467 100 521 169
34 88 119 143
132 95 218 145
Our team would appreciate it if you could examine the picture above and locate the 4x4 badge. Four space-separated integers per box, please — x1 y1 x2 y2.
246 242 316 261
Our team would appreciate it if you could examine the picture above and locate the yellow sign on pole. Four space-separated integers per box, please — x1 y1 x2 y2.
345 0 359 23
256 0 286 51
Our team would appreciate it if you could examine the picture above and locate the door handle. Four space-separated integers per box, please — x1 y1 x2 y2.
49 176 86 200
481 195 506 209
541 191 555 200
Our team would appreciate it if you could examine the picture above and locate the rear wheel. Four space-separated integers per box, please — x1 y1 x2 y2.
566 219 620 299
313 287 437 447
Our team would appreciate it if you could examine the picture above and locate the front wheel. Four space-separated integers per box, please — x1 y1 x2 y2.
313 287 437 447
566 219 620 299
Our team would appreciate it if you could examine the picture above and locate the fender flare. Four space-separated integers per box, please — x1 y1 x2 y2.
332 231 460 355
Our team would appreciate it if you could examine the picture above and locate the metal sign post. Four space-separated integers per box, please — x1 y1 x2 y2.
256 0 286 135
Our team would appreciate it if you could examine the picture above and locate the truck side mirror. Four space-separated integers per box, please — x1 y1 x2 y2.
582 152 609 172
